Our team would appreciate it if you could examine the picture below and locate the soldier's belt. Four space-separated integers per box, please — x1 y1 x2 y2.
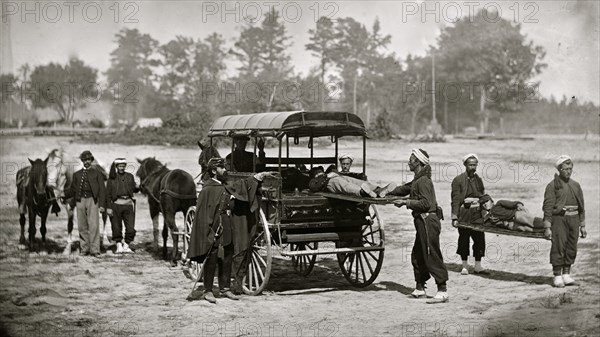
563 205 578 216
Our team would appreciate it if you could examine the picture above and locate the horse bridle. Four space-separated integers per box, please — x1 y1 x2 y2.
140 166 168 204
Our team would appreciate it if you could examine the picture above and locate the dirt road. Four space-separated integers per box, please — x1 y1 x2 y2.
1 135 598 337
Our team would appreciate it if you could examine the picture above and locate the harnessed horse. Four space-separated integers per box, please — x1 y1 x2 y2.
136 157 196 266
16 158 52 251
197 141 221 183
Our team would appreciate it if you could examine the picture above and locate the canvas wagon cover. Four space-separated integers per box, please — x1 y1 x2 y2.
208 111 366 138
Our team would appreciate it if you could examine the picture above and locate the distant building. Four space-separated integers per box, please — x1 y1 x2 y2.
133 118 163 129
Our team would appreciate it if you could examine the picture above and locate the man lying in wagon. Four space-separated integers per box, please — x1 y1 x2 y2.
307 166 396 198
474 194 545 232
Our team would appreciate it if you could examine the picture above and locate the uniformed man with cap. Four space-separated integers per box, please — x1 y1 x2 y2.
106 158 140 254
188 158 276 303
543 155 586 287
68 150 106 257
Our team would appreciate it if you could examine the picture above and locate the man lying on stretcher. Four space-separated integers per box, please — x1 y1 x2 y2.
308 166 396 198
473 194 544 232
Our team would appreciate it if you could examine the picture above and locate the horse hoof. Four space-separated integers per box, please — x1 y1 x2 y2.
170 260 178 268
19 237 26 245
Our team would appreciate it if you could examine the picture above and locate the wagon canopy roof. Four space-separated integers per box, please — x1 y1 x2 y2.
208 111 366 138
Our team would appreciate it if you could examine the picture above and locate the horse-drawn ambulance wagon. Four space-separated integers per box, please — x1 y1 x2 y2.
184 111 396 295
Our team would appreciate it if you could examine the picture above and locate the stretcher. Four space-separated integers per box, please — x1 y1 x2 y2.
315 192 408 205
456 222 547 239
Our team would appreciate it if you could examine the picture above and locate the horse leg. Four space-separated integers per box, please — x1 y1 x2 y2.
40 210 48 253
162 220 169 260
165 212 179 267
99 212 107 250
102 211 109 244
64 205 74 255
19 212 26 245
28 208 37 252
66 206 74 243
150 202 160 252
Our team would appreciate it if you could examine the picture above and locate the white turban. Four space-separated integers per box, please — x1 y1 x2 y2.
555 155 572 169
411 148 430 165
462 153 479 164
339 154 354 162
114 158 127 165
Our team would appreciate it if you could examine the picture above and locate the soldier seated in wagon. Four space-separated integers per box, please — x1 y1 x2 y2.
224 136 266 173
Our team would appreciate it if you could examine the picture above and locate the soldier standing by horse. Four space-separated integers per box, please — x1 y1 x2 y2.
67 151 107 257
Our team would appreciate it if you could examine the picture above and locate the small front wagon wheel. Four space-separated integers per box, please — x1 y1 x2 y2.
291 242 318 276
337 204 385 287
241 209 272 295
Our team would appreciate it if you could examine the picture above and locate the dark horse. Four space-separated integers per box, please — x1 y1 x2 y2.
197 140 221 183
136 157 197 266
16 158 51 251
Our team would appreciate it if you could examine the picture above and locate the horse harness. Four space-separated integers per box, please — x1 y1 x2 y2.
141 167 196 209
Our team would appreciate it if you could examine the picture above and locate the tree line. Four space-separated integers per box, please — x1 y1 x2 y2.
1 8 598 137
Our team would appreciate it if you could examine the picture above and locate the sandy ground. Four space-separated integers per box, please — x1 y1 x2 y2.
0 135 599 337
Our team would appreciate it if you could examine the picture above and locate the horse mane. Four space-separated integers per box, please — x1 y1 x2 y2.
137 157 168 179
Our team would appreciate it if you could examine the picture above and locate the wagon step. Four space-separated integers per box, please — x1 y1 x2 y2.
280 246 384 257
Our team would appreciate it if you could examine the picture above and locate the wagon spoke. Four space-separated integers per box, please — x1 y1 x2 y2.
362 252 374 275
252 259 261 289
248 262 254 290
358 253 367 282
366 250 379 261
253 250 268 269
253 256 265 281
354 253 360 283
347 254 355 274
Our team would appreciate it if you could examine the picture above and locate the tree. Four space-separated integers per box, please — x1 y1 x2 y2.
306 17 336 110
230 26 264 78
401 54 432 135
230 10 295 113
436 9 546 132
28 58 98 123
106 28 160 122
0 73 17 104
328 17 392 117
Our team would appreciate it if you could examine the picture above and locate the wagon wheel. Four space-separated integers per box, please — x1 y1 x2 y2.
184 206 202 282
336 204 385 287
241 209 272 295
290 242 318 276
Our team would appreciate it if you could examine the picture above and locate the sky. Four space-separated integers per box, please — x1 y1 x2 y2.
2 0 599 104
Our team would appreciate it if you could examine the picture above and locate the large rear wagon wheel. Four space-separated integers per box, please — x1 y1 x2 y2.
241 209 272 295
184 206 202 282
291 242 318 276
337 204 385 287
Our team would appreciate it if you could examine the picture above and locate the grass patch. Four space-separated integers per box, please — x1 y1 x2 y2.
81 127 205 147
